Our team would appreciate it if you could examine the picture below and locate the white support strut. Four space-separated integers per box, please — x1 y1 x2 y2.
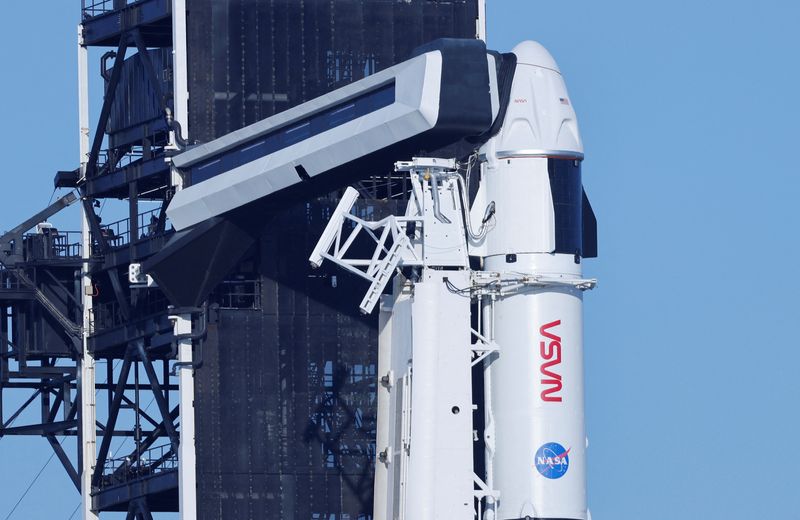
309 186 423 314
170 0 190 193
174 313 197 520
477 0 488 42
78 22 100 520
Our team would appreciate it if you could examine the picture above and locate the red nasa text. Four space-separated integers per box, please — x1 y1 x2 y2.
539 320 563 402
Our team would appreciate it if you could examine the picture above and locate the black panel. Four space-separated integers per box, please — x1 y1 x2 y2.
547 158 585 257
108 48 173 149
195 198 403 520
477 51 518 142
186 0 480 143
582 190 598 259
186 2 479 519
142 217 257 308
413 38 493 136
54 170 80 189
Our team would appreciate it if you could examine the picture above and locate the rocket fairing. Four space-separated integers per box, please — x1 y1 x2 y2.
475 41 596 520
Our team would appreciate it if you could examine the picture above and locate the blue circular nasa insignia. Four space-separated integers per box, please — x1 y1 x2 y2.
535 442 570 479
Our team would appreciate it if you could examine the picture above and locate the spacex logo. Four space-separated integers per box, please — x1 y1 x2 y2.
539 320 563 403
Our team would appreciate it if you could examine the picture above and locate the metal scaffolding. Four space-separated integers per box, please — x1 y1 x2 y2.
1 1 482 519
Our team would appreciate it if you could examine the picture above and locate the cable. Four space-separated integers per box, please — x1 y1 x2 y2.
2 360 92 518
464 152 477 196
444 276 499 297
46 188 58 207
2 436 68 520
64 359 123 520
3 360 131 519
444 277 478 296
2 452 56 519
454 154 495 242
64 391 157 520
66 503 80 520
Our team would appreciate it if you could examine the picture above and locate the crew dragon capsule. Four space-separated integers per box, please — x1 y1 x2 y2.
473 41 597 520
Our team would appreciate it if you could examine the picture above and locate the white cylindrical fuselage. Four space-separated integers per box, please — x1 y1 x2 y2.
484 255 586 520
480 41 588 520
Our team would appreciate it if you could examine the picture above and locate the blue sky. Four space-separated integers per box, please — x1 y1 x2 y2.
2 0 800 518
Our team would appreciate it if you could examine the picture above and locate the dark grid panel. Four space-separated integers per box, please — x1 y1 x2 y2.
108 47 173 148
186 0 479 143
196 199 403 519
189 1 478 518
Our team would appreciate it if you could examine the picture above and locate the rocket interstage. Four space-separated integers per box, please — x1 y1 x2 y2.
475 41 596 520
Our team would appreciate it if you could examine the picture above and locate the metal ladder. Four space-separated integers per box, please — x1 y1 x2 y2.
13 269 83 338
359 237 407 314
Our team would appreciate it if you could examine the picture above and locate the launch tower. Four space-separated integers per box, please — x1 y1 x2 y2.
1 1 484 518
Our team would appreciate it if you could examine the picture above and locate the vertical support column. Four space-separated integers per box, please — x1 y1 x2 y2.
78 25 91 179
170 0 190 189
1 307 7 423
174 314 197 520
373 296 393 519
170 5 196 515
477 0 487 42
404 271 474 520
77 24 100 520
129 181 139 246
482 296 497 520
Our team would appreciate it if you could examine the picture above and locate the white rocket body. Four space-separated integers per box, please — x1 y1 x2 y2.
477 41 589 520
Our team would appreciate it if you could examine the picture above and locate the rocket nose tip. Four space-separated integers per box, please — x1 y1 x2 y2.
512 40 561 73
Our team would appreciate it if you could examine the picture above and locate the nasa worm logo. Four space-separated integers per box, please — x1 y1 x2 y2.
540 320 563 402
535 442 570 479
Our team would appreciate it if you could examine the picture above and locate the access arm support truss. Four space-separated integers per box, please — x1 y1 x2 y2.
309 187 422 314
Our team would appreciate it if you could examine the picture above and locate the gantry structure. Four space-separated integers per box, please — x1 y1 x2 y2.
1 1 485 519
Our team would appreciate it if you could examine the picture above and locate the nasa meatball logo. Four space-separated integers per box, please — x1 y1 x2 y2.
535 442 570 479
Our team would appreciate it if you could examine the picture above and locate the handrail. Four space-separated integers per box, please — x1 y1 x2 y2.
100 443 177 488
97 207 168 251
94 149 146 177
0 267 24 291
90 288 169 335
212 279 262 310
10 270 82 338
82 0 135 19
22 230 82 260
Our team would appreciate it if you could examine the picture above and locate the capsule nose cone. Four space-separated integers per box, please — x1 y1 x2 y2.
512 40 561 73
